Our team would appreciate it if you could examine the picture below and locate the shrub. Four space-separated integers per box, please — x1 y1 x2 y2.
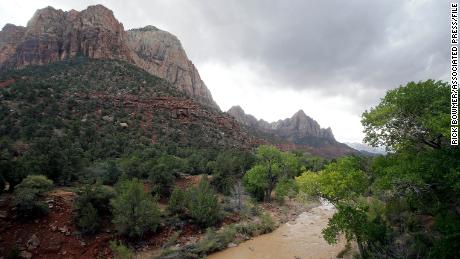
111 178 160 237
76 203 100 234
81 160 122 185
109 240 132 259
13 175 53 218
148 167 175 198
74 184 115 234
168 187 187 215
257 213 276 234
196 227 237 254
187 177 221 227
235 213 275 236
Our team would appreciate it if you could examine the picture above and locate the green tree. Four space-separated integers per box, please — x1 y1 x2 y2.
187 177 221 227
243 145 299 202
147 154 180 197
298 157 368 203
75 184 115 234
76 204 100 234
362 80 450 151
168 187 188 215
13 175 53 218
296 157 370 257
111 178 160 237
210 151 254 195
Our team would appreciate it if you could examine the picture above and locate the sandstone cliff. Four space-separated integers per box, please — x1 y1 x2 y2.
227 105 354 157
0 5 218 109
227 106 335 141
127 26 217 108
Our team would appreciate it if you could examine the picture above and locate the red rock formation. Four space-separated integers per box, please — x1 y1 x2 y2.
0 5 218 109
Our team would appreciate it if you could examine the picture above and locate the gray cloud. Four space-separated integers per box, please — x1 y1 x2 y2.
0 0 450 111
103 0 448 107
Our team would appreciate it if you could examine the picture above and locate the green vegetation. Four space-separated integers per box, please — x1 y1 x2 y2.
111 178 161 237
297 80 460 258
109 240 133 259
243 145 308 202
362 80 450 151
186 177 221 227
147 154 180 197
209 151 255 195
0 58 252 187
74 184 115 234
12 175 53 218
167 187 188 215
159 212 275 258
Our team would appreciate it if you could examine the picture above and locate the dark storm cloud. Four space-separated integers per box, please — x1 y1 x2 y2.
108 0 448 107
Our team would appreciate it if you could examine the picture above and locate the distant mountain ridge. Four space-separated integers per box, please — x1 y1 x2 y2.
345 142 386 155
0 5 218 109
228 106 334 141
227 106 355 157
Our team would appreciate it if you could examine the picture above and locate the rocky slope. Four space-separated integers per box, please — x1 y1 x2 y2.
227 106 355 157
0 5 218 109
0 59 258 155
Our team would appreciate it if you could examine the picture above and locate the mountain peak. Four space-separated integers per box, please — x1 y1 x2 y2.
0 4 219 109
130 25 160 32
227 106 336 142
86 4 113 12
293 109 307 117
292 109 310 121
228 105 245 114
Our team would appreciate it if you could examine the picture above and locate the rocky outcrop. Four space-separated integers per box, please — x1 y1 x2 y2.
127 26 217 108
0 5 218 109
227 106 336 141
0 6 131 68
227 106 259 128
227 106 357 157
273 110 335 140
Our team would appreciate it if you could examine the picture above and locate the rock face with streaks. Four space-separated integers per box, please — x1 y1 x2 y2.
127 26 217 108
0 5 218 109
227 106 355 157
228 106 335 141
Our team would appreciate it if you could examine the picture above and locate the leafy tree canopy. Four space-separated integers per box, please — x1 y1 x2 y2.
362 80 450 151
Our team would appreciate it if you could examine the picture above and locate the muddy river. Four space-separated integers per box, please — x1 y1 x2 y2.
208 201 347 259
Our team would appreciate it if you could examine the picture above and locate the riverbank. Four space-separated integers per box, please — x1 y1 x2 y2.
208 201 350 259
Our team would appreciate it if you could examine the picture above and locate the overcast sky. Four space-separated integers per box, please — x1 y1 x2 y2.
0 0 450 143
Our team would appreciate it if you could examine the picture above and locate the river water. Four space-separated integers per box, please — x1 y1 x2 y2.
208 201 347 259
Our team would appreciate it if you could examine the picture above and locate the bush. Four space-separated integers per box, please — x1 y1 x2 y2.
274 178 298 203
74 184 115 234
158 213 276 258
257 213 276 234
187 177 221 227
168 187 187 215
235 213 275 236
109 240 132 259
111 178 161 237
76 203 100 234
13 175 53 218
81 160 122 185
196 227 237 254
148 167 175 198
